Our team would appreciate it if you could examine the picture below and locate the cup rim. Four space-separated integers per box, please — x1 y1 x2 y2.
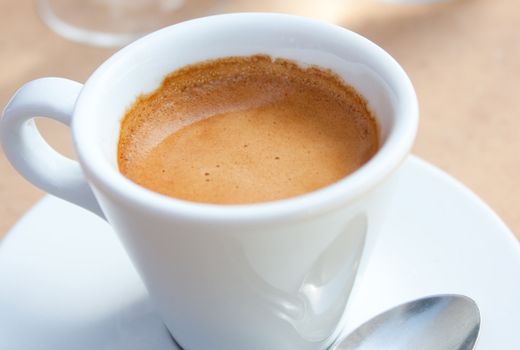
72 13 418 223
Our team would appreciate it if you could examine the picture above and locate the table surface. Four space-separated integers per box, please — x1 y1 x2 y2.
1 0 519 241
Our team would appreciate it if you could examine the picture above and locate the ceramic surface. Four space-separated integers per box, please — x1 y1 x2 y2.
0 13 418 349
1 157 519 350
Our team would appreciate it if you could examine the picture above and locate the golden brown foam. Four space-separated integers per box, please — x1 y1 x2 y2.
118 55 379 204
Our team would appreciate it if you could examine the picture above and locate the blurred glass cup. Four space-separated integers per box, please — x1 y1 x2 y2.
36 0 223 47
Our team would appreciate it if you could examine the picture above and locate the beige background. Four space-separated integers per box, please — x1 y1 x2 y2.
1 0 519 240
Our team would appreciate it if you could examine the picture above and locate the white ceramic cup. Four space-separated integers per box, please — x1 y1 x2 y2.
0 13 418 350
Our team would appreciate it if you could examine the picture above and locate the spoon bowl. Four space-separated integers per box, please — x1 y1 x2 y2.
334 295 480 350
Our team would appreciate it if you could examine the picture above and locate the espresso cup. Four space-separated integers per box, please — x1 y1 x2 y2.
0 13 418 350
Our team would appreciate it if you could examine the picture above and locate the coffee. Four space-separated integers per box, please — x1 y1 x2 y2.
117 55 378 204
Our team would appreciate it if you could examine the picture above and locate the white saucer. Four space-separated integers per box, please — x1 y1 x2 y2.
1 156 519 350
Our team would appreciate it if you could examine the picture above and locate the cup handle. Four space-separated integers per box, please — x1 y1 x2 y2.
1 77 105 219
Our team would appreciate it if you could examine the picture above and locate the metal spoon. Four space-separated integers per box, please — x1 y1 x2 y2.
333 295 480 350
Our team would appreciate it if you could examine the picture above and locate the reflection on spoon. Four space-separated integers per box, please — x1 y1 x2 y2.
333 294 480 350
